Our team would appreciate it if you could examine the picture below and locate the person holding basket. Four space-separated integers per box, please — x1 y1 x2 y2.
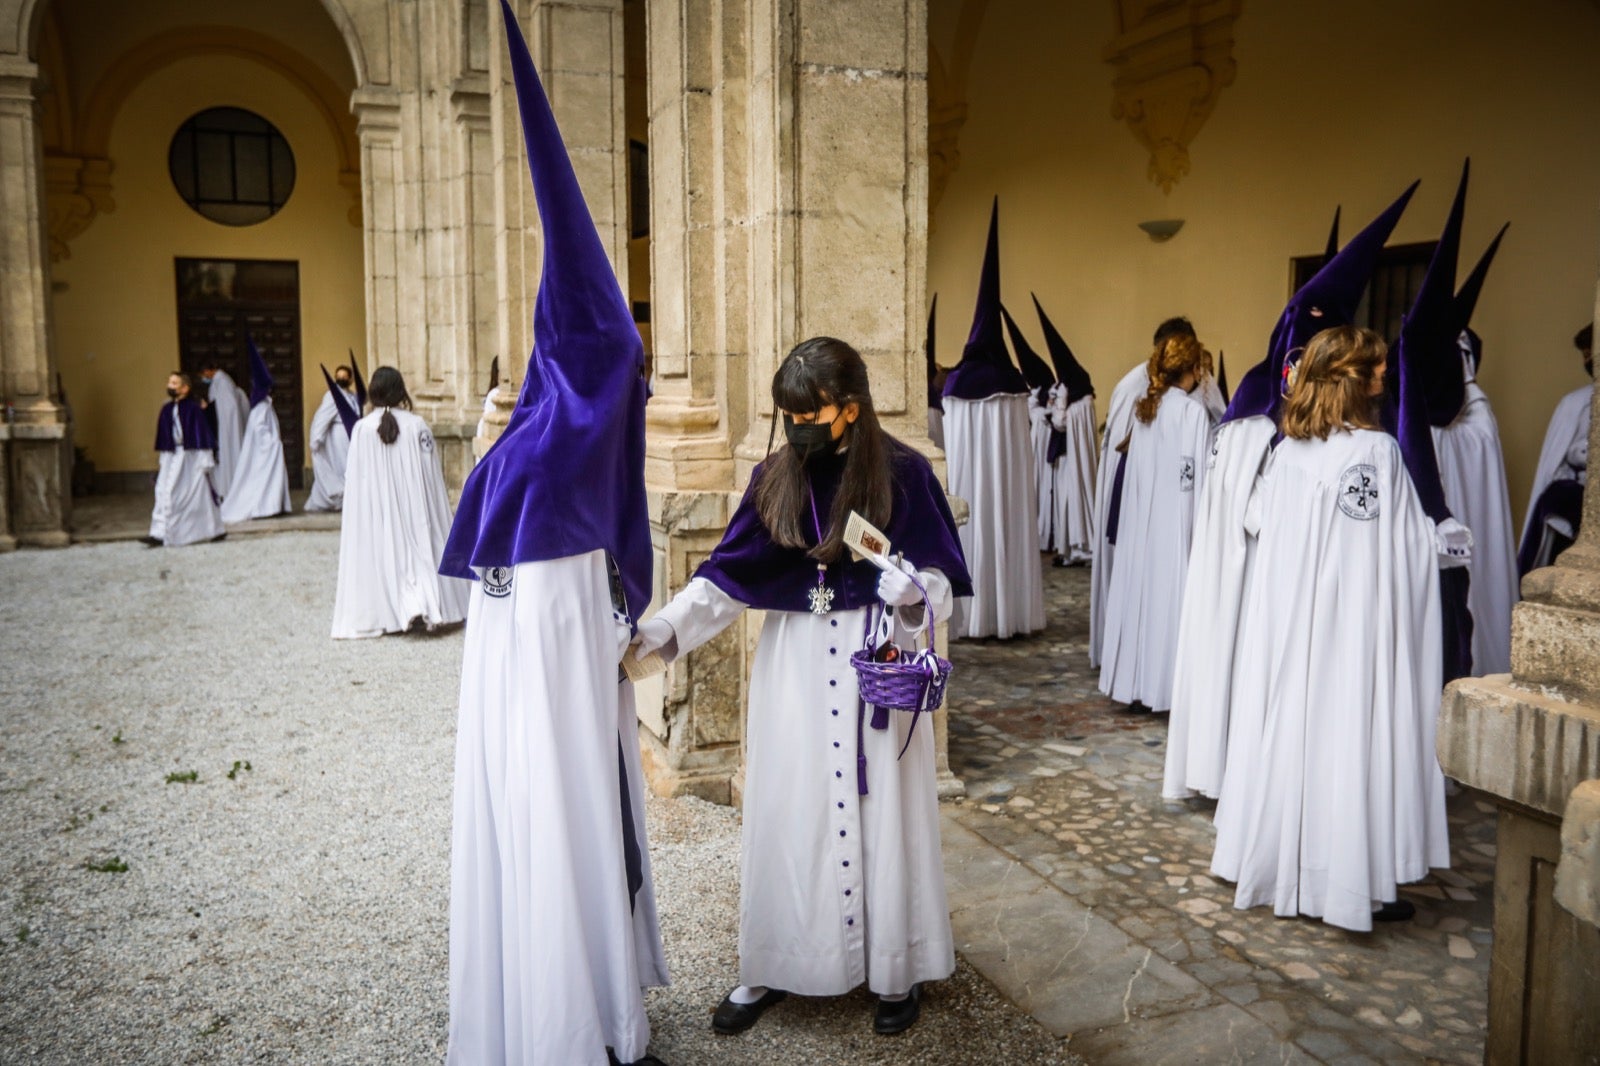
632 336 972 1036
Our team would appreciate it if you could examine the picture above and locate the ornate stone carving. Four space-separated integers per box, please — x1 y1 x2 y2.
1102 0 1242 194
43 154 113 262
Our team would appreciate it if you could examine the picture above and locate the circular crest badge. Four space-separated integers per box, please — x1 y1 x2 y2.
482 566 514 598
1179 455 1196 492
418 429 435 453
1338 464 1380 520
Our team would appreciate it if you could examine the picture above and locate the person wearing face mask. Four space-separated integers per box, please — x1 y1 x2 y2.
219 337 292 524
305 364 358 512
1098 330 1217 713
145 371 225 547
1520 321 1594 574
199 359 248 497
631 337 971 1037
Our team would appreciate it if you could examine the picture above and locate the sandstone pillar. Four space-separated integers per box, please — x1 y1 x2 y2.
1437 285 1600 1064
638 0 957 803
0 54 67 548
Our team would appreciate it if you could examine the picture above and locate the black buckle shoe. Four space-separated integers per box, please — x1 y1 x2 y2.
711 988 787 1034
1373 899 1416 922
874 984 921 1035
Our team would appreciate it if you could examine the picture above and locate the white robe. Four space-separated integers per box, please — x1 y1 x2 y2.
220 398 291 523
1098 387 1215 711
1163 416 1276 800
1522 383 1592 557
656 572 956 997
331 410 469 638
1028 391 1055 547
1211 429 1449 933
475 385 503 440
944 394 1045 639
149 409 224 548
1047 384 1097 563
206 370 248 497
304 389 354 513
1090 362 1148 667
1432 382 1517 675
449 551 667 1066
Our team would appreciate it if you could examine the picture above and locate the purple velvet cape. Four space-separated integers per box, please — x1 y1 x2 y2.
154 398 217 453
695 440 973 613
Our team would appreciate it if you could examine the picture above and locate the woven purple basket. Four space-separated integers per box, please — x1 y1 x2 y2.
849 580 951 715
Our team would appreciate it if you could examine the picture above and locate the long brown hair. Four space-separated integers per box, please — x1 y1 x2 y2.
1133 332 1210 424
367 366 413 445
754 337 892 563
1279 325 1387 440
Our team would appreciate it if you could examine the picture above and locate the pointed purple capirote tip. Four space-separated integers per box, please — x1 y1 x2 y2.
245 335 273 407
926 295 938 378
347 350 367 411
1001 303 1056 392
1323 206 1341 261
945 197 1027 398
320 364 360 436
1453 221 1508 333
1030 293 1095 403
1401 159 1470 431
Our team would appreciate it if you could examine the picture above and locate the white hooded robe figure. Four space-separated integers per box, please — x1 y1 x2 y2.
304 378 355 513
943 202 1044 640
1211 429 1449 932
331 401 467 638
220 340 291 523
204 367 248 496
1521 381 1592 571
438 7 667 1062
1097 376 1215 711
1033 295 1098 564
149 390 225 547
1089 360 1148 668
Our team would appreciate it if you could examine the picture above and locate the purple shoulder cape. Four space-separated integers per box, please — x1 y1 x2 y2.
154 398 217 453
696 439 973 613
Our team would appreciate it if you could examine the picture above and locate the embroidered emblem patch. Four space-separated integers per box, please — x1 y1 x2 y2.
418 430 435 453
483 566 513 597
1179 456 1196 492
1338 464 1380 520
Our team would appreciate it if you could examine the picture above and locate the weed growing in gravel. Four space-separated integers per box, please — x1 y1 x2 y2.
62 810 95 832
111 732 125 745
166 770 198 784
15 925 29 943
84 856 128 873
199 1014 228 1036
226 760 252 780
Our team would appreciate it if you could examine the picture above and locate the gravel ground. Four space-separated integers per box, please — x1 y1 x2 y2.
0 532 1075 1065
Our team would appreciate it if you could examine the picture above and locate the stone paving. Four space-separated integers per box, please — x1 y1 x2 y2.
939 562 1493 1065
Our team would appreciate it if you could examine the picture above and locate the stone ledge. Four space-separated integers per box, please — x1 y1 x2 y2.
1438 674 1600 819
1510 598 1600 705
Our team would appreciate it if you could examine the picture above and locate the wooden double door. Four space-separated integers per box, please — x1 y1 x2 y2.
174 258 304 488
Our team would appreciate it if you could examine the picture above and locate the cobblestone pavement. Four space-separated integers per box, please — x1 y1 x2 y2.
941 562 1492 1065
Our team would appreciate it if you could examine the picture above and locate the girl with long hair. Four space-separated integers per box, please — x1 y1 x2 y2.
1211 325 1450 931
1097 330 1217 711
331 366 470 637
632 337 971 1036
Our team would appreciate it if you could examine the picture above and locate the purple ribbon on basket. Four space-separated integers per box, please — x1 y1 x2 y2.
851 568 950 796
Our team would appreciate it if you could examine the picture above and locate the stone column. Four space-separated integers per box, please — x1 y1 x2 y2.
0 55 68 547
639 0 954 803
1436 284 1600 1064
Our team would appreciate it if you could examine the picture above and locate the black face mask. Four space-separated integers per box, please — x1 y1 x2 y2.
784 413 839 462
336 378 352 390
166 388 180 399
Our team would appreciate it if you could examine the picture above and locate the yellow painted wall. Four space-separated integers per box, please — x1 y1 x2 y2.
52 50 365 473
928 0 1600 524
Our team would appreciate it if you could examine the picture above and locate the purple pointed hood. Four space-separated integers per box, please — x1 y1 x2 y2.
348 349 368 411
1031 294 1094 404
925 297 942 410
1215 350 1230 405
1397 161 1469 518
245 335 273 407
1224 181 1418 425
440 0 651 619
1323 205 1341 260
1452 222 1508 374
320 364 360 436
944 199 1028 400
1000 304 1057 393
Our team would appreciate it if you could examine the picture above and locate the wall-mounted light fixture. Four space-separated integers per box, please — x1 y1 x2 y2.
1137 218 1185 243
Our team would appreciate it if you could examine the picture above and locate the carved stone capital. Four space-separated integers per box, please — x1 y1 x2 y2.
1102 0 1242 194
44 154 115 262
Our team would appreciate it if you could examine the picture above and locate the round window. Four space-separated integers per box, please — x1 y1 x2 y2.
168 107 296 226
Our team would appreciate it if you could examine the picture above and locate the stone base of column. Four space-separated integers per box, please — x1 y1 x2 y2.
426 421 478 494
8 422 71 548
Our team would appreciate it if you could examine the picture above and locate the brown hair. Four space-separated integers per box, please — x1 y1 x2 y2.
367 366 413 445
1133 332 1211 424
1279 325 1387 440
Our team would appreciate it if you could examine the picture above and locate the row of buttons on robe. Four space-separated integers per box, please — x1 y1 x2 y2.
829 616 857 928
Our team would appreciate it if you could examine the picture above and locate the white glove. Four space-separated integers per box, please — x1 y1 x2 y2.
631 616 677 661
1435 517 1474 570
877 560 924 608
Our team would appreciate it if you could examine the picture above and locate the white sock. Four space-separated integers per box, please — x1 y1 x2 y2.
728 984 769 1004
879 990 910 1003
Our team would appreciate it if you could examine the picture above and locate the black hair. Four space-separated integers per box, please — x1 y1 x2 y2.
334 364 352 380
1576 323 1593 352
367 366 412 445
1153 316 1196 346
169 370 193 388
755 337 892 563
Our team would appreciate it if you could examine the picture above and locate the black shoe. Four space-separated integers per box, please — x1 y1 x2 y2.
608 1053 666 1066
874 984 922 1035
1374 899 1416 922
210 532 227 543
140 536 163 547
711 988 787 1034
